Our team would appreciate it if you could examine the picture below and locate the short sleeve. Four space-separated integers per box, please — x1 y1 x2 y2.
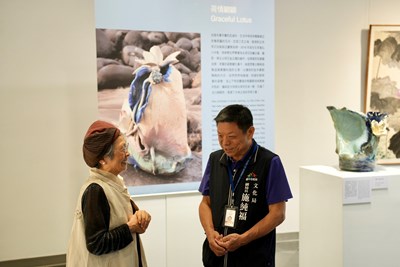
198 158 211 195
266 156 293 204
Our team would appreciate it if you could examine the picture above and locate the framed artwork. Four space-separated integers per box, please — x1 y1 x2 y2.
365 25 400 164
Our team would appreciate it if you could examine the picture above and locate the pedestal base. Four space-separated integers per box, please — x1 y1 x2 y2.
300 165 400 267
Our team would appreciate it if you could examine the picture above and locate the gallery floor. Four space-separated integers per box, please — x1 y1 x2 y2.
0 232 299 267
276 232 299 267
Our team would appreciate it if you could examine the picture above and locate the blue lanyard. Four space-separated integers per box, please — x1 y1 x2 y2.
228 157 251 193
227 144 257 193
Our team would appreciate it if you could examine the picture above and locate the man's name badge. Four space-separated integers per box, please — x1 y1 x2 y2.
223 205 238 228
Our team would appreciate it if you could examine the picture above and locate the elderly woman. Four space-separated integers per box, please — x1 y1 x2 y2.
67 120 151 267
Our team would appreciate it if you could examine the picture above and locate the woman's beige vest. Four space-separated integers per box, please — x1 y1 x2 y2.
67 168 147 267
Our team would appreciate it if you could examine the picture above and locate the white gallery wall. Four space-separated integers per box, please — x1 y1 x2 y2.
275 0 400 235
1 0 400 266
0 0 99 262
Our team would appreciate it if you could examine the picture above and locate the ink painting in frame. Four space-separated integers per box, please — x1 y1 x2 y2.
365 24 400 164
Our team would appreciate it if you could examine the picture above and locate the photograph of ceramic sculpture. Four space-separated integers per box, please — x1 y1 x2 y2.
327 106 388 172
365 25 400 163
96 29 202 188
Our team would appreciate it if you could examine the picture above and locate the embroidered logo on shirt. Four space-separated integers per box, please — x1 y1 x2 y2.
245 172 258 182
239 172 259 221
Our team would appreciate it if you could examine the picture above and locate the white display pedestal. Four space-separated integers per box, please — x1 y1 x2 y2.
299 165 400 267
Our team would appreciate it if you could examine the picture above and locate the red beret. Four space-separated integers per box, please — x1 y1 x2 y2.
82 120 121 167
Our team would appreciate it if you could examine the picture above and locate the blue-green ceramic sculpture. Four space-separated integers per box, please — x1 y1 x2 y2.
327 106 388 172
